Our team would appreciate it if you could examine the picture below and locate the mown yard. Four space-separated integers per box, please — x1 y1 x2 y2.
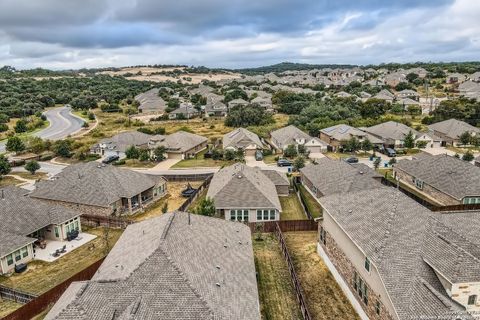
280 193 308 220
284 231 360 320
253 233 302 320
297 184 323 218
0 299 22 319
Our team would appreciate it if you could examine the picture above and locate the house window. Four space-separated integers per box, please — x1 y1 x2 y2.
364 257 370 272
319 226 326 245
54 226 59 238
463 197 480 204
413 178 423 190
269 210 276 220
74 221 79 230
468 295 477 305
6 254 13 266
375 300 381 315
257 210 262 221
21 247 28 258
14 250 21 262
256 209 275 221
230 209 249 222
353 271 369 305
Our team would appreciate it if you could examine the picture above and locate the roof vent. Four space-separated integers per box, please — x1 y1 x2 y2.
215 283 221 287
348 209 353 213
216 265 221 270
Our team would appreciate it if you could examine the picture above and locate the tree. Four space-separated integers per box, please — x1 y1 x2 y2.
52 140 72 158
406 105 422 116
388 158 397 166
416 140 428 149
153 146 166 162
297 144 308 155
406 73 419 83
211 149 223 160
139 149 150 161
0 154 11 179
14 119 28 133
125 145 140 159
195 197 216 216
462 151 474 162
373 157 381 170
284 144 298 158
403 131 415 149
224 105 273 127
361 138 373 152
342 137 361 152
25 160 41 175
161 202 169 214
459 131 472 146
6 136 25 153
293 156 306 171
224 149 236 161
0 123 7 132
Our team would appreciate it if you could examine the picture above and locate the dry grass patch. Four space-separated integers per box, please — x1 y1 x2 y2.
284 232 360 320
0 176 23 187
0 299 22 318
253 233 302 320
11 171 48 180
280 193 307 220
0 227 123 295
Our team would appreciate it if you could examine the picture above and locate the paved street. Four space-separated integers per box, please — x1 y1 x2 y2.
0 106 84 153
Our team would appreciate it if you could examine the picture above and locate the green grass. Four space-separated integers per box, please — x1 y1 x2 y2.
0 227 123 295
297 184 322 218
171 149 234 168
253 233 302 320
280 193 308 220
263 154 278 164
325 151 371 160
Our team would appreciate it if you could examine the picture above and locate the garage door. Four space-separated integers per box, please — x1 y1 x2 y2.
167 152 184 160
307 146 323 154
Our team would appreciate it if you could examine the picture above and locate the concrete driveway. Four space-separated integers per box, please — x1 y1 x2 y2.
150 158 182 170
11 161 67 177
422 147 457 156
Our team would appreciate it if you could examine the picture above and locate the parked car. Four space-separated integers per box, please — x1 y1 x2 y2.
255 150 263 161
102 155 120 164
385 148 396 157
344 157 359 164
277 159 292 167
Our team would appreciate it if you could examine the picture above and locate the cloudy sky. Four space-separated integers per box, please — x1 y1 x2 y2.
0 0 479 69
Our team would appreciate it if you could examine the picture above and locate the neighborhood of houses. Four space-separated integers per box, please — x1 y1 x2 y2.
1 65 480 320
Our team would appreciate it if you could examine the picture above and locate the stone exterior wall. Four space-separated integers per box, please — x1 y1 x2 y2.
300 173 322 198
393 168 460 205
35 198 113 217
320 228 396 320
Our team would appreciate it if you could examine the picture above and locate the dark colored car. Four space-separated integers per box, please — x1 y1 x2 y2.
255 150 264 161
344 157 359 164
277 159 292 167
102 155 120 164
385 148 396 157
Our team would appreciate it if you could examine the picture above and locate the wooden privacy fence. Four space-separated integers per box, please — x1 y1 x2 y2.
0 286 37 304
80 214 134 229
274 223 312 320
178 175 213 212
148 172 214 182
248 219 318 233
2 258 105 320
293 181 313 220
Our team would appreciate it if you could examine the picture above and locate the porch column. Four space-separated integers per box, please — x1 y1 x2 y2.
138 193 143 208
127 198 132 214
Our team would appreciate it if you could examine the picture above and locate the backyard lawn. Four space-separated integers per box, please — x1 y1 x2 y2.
253 233 302 320
0 176 23 187
284 232 360 320
0 227 123 295
0 300 22 318
297 184 322 218
280 193 307 220
171 149 234 168
131 181 203 221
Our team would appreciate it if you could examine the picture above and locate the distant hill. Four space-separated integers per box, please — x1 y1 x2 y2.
235 62 358 75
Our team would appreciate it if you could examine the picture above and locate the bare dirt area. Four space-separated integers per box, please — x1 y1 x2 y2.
284 231 360 320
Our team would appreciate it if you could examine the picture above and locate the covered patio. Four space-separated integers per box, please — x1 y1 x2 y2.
34 233 97 262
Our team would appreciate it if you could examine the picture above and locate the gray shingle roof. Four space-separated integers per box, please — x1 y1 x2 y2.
93 131 152 153
135 88 167 113
395 154 480 200
364 121 418 142
151 131 207 153
223 128 263 150
270 125 311 147
31 162 159 207
261 170 290 187
300 158 382 197
320 188 476 320
46 212 260 320
207 163 281 210
0 186 81 257
428 119 480 140
320 124 383 144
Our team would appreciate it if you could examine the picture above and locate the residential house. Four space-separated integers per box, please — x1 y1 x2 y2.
228 98 248 109
446 73 467 84
475 155 480 167
394 154 480 205
319 124 383 151
373 89 395 103
363 121 420 148
91 131 151 159
458 80 480 96
270 125 328 154
396 89 420 100
149 131 208 159
300 158 382 199
251 96 273 111
428 119 480 146
470 71 480 82
168 103 200 119
206 163 283 222
318 187 480 320
223 128 264 156
31 162 168 216
135 88 167 114
45 212 261 320
205 100 228 117
384 72 407 87
0 186 82 274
